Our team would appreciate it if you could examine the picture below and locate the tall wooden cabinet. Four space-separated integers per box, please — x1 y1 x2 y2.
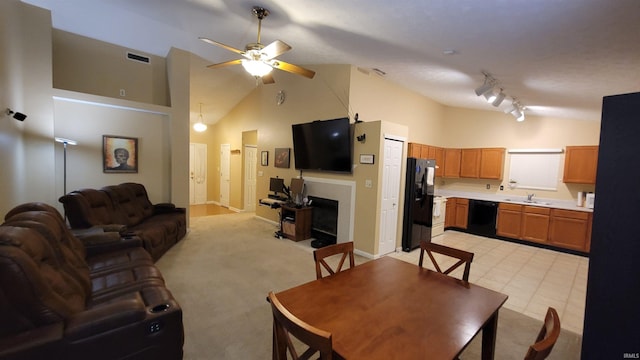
563 145 598 184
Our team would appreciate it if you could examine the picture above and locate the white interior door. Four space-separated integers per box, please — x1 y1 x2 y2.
379 138 404 255
244 145 257 212
220 144 230 207
189 143 207 205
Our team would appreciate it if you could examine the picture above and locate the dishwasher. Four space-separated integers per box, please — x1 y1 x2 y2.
467 200 498 237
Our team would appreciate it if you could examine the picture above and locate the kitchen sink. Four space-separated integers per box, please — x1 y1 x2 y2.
503 199 552 206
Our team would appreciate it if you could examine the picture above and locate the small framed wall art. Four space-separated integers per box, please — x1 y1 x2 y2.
274 148 290 168
359 154 375 164
261 151 269 166
103 135 138 173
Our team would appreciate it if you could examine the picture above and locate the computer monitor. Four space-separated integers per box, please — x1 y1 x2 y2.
269 177 285 195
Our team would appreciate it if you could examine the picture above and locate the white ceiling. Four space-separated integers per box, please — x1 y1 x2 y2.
24 0 640 124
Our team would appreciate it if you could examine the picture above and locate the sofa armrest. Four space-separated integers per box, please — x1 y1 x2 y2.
153 203 185 215
0 323 64 360
64 297 147 341
73 228 143 256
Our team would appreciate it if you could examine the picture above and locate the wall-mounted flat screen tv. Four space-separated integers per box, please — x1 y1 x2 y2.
291 117 352 173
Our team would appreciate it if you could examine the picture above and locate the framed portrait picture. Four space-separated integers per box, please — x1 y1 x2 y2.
261 151 269 166
274 148 290 168
103 135 138 173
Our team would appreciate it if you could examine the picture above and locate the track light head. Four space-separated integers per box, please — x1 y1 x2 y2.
491 90 506 107
474 79 494 96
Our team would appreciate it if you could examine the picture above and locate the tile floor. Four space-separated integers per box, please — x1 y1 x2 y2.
388 230 588 335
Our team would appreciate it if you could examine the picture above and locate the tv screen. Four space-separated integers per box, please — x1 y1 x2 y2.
291 118 352 173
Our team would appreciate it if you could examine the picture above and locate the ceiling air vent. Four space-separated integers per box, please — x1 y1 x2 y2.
126 52 150 64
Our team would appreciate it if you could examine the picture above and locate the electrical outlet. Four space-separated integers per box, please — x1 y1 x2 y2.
365 179 373 188
500 185 504 191
119 89 126 97
486 184 490 189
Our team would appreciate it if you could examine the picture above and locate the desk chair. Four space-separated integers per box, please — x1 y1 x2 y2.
313 242 355 279
418 240 474 282
268 291 336 360
524 307 561 360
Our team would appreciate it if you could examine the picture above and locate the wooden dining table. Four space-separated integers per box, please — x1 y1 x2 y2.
275 256 508 359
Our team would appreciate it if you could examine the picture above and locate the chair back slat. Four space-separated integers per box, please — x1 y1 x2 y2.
313 242 355 280
418 240 474 282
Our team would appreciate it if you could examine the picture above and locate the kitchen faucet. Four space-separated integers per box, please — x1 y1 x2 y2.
527 193 535 201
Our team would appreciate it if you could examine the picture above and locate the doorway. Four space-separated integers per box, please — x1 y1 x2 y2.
379 137 404 256
189 143 207 205
244 145 257 212
220 144 230 207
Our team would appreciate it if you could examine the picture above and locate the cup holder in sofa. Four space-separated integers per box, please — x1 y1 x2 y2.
149 303 171 313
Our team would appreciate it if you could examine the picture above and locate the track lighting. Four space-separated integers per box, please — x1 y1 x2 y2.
474 75 494 96
491 89 505 107
504 99 526 122
474 73 524 120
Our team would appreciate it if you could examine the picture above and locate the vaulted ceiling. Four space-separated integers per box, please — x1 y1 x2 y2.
24 0 640 124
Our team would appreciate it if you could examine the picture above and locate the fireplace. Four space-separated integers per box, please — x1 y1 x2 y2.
308 196 338 248
302 177 355 246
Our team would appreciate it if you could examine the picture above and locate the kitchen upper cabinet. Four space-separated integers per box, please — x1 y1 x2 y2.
454 198 469 229
408 143 424 158
444 148 461 178
563 145 599 184
496 203 522 238
428 146 445 177
459 148 505 180
549 209 592 252
479 148 505 180
460 149 481 178
521 206 551 244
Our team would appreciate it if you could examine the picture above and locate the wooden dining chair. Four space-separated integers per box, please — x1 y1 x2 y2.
268 291 336 360
418 240 474 282
524 307 561 360
313 242 355 279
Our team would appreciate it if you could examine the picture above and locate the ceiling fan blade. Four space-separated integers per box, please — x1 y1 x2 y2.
271 60 315 79
262 73 276 84
261 40 292 60
206 59 243 69
199 37 245 55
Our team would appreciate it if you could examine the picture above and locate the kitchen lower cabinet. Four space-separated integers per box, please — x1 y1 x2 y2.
496 203 522 238
521 206 551 244
549 209 592 252
445 197 456 228
454 198 469 229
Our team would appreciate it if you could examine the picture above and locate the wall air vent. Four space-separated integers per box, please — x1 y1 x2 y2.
126 52 150 64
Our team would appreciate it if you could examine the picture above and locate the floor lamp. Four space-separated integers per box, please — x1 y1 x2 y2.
55 137 77 197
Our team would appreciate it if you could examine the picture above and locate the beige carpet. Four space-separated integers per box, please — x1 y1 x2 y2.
155 212 581 359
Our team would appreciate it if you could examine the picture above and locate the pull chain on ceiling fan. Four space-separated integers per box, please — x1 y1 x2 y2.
199 6 315 84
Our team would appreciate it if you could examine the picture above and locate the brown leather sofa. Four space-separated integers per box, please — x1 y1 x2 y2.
59 182 186 261
0 202 183 360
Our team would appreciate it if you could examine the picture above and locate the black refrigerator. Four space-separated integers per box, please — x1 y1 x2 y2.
402 158 435 252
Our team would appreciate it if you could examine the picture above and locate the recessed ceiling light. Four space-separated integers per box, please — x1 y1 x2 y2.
443 49 457 55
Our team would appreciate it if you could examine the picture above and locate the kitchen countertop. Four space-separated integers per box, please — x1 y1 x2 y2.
435 190 593 212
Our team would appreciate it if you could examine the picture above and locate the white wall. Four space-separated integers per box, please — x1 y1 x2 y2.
52 92 172 208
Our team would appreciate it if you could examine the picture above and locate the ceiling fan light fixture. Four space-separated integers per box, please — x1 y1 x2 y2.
242 59 273 77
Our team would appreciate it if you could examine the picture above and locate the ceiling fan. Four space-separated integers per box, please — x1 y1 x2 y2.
199 6 315 84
